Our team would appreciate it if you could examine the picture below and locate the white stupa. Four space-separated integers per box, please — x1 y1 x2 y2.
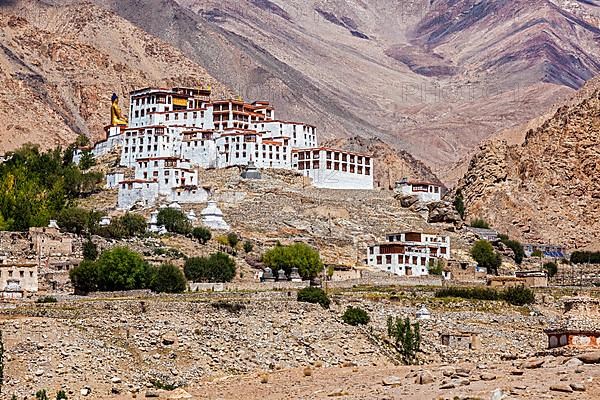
168 202 182 210
416 305 431 320
201 201 230 230
186 209 198 223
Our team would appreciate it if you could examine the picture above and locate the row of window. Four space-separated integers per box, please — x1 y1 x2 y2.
375 255 429 266
297 161 371 175
0 270 35 278
231 152 288 161
297 151 370 164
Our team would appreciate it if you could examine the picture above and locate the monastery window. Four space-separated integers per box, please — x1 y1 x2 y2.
147 145 151 151
236 152 240 158
8 271 12 277
124 147 129 153
166 114 170 121
313 161 319 169
342 154 347 162
326 161 332 169
283 155 287 160
365 157 371 165
358 166 363 174
154 161 158 167
262 152 266 159
135 111 140 118
435 186 440 193
342 163 347 172
350 155 355 163
334 162 340 171
376 256 382 265
139 146 143 152
276 154 280 160
350 165 355 173
141 110 145 117
326 151 332 159
255 152 259 159
184 113 188 119
164 171 170 175
30 271 34 277
369 247 374 255
153 171 158 177
193 112 197 119
386 255 392 264
20 271 24 278
334 152 340 160
243 152 247 158
165 179 169 184
175 171 179 176
421 257 426 266
365 167 371 175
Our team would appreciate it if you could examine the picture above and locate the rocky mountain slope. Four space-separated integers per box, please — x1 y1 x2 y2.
457 76 600 249
0 0 229 151
67 0 600 179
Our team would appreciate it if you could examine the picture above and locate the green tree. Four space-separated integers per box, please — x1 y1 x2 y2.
531 250 543 258
428 259 444 276
157 208 192 234
342 306 370 326
69 260 99 294
227 232 239 249
78 150 95 170
150 263 187 293
56 390 68 400
297 287 330 309
36 389 48 400
387 316 421 364
75 134 91 148
119 213 147 237
543 261 558 278
56 207 90 235
243 240 253 253
82 239 98 261
95 247 151 291
192 227 211 244
469 218 490 229
501 238 525 265
262 243 323 280
502 286 535 306
470 240 502 275
453 189 465 219
184 253 236 283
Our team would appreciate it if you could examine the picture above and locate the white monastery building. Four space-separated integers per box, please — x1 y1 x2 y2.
367 232 451 277
76 87 374 210
395 178 443 202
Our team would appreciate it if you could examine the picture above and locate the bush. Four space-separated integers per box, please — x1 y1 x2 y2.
57 207 94 235
78 150 95 170
453 189 465 219
35 296 57 304
502 286 535 306
501 238 525 265
531 250 543 258
227 232 239 248
149 263 187 294
56 390 67 400
297 287 330 309
263 243 324 280
184 253 236 283
428 259 444 276
82 239 98 261
470 240 502 275
192 227 211 244
243 240 253 253
470 218 490 229
119 213 147 237
387 316 420 364
36 390 49 400
435 287 500 301
157 208 192 235
69 260 99 294
543 261 558 278
571 251 600 264
342 306 370 326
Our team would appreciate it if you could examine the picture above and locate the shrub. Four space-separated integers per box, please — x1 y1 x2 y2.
470 218 490 229
157 208 192 235
428 259 444 276
150 263 187 294
35 296 57 304
56 390 67 400
470 240 502 275
342 306 370 326
78 150 95 170
453 189 465 219
531 250 543 258
227 232 239 248
387 316 420 364
435 287 500 301
543 261 558 278
82 239 98 261
69 260 99 294
57 207 93 235
184 253 236 283
69 247 151 293
502 286 535 306
119 213 147 237
571 251 600 264
263 243 324 280
36 390 48 400
243 240 253 253
500 237 525 265
192 227 211 244
297 287 330 309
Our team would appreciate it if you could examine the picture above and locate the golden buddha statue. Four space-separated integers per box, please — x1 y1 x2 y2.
111 93 128 126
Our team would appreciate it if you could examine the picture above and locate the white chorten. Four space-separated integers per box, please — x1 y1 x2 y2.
201 201 230 230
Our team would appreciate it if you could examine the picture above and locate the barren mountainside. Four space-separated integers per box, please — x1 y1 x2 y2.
457 76 600 250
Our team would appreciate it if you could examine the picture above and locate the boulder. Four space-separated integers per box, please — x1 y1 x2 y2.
416 370 434 384
382 376 402 386
550 384 573 393
162 332 177 346
577 352 600 364
570 383 586 392
397 194 419 208
427 201 462 223
522 359 544 369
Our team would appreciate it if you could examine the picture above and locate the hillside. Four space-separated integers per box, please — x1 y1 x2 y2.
457 76 600 250
0 0 229 151
72 0 600 179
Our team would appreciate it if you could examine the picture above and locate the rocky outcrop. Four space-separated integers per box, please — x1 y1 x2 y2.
457 78 600 249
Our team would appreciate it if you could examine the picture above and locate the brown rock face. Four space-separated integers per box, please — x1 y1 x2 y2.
457 78 600 249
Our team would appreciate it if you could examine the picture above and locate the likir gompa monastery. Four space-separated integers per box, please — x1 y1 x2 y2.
75 87 374 209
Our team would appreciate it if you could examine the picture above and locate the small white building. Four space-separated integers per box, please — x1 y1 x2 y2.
292 147 373 190
0 262 38 298
395 178 443 202
367 232 451 277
